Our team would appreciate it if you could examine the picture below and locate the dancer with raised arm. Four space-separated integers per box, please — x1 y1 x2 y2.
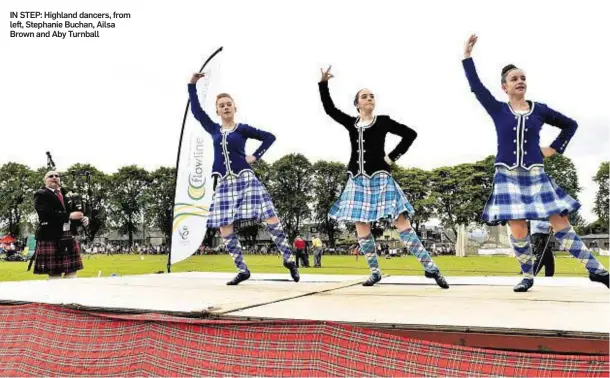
188 73 299 285
318 66 449 288
462 34 608 291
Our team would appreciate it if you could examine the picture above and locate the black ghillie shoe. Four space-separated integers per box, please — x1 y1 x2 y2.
513 278 534 292
589 272 610 288
362 272 382 286
425 270 449 289
226 271 251 285
283 261 300 282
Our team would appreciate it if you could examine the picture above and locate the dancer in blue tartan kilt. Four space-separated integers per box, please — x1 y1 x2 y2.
462 34 608 292
188 73 299 285
318 66 449 288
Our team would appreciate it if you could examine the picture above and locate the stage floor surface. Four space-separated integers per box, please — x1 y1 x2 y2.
0 272 608 339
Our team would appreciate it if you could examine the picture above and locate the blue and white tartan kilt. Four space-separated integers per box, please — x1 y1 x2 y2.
329 172 414 223
482 166 580 225
207 171 277 228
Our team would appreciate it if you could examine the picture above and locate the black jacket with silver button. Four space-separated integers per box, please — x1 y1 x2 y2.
318 81 417 178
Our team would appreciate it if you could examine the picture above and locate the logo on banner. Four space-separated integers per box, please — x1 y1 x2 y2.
187 137 207 200
179 225 190 240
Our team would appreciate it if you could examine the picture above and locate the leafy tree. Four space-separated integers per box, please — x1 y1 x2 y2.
107 165 151 247
267 154 313 242
392 165 435 233
0 163 38 237
143 166 176 241
593 161 609 228
311 160 346 247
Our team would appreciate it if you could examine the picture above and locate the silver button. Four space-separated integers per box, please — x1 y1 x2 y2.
513 151 516 154
513 127 516 131
513 139 516 143
524 152 528 155
524 140 527 143
525 129 528 132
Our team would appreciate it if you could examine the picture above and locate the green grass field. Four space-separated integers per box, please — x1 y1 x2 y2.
1 253 608 282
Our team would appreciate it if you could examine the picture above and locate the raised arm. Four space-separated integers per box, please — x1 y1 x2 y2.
462 35 502 115
385 116 418 162
318 66 355 128
540 103 578 157
188 73 218 135
239 124 276 161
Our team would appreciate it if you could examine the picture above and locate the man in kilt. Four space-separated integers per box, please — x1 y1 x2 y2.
30 171 89 279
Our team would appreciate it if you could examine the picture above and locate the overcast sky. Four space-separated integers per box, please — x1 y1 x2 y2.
1 0 608 223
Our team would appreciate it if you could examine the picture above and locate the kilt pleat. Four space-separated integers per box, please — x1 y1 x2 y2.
482 166 580 225
33 239 83 275
207 171 277 228
329 172 414 223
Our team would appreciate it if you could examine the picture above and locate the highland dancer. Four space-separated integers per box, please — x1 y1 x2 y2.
462 34 609 292
188 73 299 285
318 66 449 288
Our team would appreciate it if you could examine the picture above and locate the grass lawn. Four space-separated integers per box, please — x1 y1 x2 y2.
1 253 608 282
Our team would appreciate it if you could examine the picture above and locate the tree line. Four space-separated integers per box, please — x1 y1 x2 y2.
0 155 607 247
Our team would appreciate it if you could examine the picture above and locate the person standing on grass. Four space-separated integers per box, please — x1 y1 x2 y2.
293 235 307 268
30 171 89 279
462 34 608 291
312 235 323 267
188 73 300 285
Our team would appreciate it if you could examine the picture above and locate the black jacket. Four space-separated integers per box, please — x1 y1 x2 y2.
318 81 418 178
34 187 77 241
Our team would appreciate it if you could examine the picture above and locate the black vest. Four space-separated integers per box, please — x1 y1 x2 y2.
319 81 417 177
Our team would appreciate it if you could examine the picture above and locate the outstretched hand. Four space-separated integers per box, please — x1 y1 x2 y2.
320 66 334 82
464 34 478 59
190 73 205 84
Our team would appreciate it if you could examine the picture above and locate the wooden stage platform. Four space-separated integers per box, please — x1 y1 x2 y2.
0 272 607 355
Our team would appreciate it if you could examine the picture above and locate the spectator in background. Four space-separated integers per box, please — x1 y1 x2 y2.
312 235 323 267
293 235 308 268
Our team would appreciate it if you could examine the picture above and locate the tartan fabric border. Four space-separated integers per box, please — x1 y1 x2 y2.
0 304 607 377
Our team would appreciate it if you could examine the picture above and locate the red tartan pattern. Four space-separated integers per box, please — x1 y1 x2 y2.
0 303 607 377
33 239 83 275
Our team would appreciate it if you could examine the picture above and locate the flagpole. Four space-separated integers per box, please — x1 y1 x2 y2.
167 47 223 273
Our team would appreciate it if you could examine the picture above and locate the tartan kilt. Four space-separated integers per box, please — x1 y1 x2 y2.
207 170 277 229
33 238 83 275
482 166 580 225
329 172 414 223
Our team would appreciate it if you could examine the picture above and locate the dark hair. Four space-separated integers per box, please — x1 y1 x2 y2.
501 64 519 84
353 89 363 108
